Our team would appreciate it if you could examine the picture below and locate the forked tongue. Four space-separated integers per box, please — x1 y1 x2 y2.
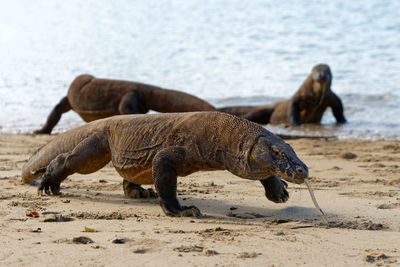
304 179 329 225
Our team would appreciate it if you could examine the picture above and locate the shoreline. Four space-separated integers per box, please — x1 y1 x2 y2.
0 134 399 265
3 92 400 141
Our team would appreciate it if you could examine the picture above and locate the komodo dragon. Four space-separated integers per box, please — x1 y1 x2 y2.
22 112 308 217
218 64 347 126
34 74 216 134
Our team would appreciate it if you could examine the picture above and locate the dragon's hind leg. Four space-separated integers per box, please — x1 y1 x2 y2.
34 96 71 134
38 132 111 195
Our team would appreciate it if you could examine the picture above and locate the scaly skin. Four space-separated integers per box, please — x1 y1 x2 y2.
34 74 216 134
218 64 347 126
22 112 308 217
33 75 216 198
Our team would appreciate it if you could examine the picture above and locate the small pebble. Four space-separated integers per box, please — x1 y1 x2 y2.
340 152 357 159
112 238 127 244
365 252 387 263
274 231 285 236
205 249 218 256
72 236 93 244
133 248 149 254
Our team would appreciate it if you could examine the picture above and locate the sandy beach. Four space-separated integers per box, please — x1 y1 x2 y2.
0 134 399 266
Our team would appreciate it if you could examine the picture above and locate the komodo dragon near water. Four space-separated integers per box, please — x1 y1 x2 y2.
34 74 216 134
218 64 347 126
22 112 308 217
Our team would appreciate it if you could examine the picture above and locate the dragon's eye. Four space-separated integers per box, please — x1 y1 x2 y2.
272 146 284 157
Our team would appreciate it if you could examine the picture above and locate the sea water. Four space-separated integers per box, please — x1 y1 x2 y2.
1 0 400 140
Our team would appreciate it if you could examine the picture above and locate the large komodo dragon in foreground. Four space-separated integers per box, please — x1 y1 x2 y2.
219 64 347 126
22 112 308 217
34 74 216 134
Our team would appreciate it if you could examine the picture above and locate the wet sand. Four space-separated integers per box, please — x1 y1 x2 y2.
0 134 399 266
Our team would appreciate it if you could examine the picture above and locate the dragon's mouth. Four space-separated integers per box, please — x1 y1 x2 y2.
277 175 305 184
245 161 308 184
275 165 308 184
290 177 306 184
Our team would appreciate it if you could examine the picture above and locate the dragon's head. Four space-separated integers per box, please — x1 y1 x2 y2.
247 136 308 184
311 64 332 97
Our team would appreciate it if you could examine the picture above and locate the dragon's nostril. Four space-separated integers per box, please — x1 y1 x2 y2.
296 166 308 177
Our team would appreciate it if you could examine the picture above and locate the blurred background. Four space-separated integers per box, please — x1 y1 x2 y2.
1 0 399 139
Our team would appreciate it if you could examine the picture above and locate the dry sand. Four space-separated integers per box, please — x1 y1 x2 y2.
0 134 399 266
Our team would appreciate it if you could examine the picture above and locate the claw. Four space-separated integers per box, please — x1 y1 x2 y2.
146 188 157 198
123 181 158 199
38 187 46 196
37 175 45 196
51 184 61 195
45 186 51 195
37 174 61 196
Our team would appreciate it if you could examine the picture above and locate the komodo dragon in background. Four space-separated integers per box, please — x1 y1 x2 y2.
22 112 308 217
34 74 216 134
218 64 347 126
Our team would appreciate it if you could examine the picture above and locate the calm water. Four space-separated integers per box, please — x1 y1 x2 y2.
1 0 400 139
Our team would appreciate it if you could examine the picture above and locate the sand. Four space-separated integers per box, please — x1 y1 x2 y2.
0 134 399 266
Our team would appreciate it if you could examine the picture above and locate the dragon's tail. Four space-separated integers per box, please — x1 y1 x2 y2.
21 123 100 183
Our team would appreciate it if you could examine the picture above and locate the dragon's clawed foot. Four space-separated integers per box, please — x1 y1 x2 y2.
163 204 203 218
263 177 289 203
33 129 51 135
37 174 61 196
160 198 203 218
123 180 158 199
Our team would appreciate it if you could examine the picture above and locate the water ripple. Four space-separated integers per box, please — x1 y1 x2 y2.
0 0 399 139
